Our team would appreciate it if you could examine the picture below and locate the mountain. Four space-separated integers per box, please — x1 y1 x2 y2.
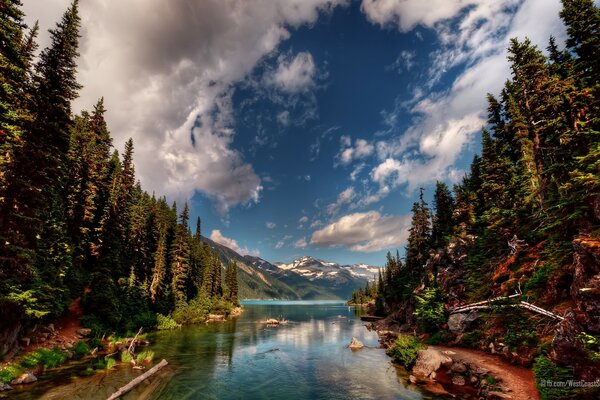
202 238 377 300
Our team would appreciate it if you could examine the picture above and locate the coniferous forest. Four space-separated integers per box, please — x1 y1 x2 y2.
0 0 238 353
1 0 600 397
351 0 600 394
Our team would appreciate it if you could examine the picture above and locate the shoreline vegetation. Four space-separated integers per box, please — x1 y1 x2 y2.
0 0 242 395
0 306 243 391
348 1 600 399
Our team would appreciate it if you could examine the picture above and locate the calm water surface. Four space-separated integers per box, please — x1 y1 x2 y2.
11 301 438 399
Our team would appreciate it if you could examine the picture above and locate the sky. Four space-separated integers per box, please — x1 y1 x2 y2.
23 0 568 266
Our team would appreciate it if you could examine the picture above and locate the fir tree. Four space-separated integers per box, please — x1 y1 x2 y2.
431 181 455 249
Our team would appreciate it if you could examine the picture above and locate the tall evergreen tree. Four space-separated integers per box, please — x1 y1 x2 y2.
170 203 190 304
431 181 455 249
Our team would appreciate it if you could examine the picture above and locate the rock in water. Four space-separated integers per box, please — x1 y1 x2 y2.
348 337 364 349
11 373 37 385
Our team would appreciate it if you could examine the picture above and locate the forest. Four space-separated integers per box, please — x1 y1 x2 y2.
352 0 600 396
0 0 239 355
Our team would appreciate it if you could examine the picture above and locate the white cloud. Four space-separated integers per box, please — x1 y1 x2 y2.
22 0 347 213
266 221 276 229
386 50 416 73
210 229 260 257
275 240 285 249
363 0 565 199
310 219 323 228
294 238 308 249
297 216 309 229
361 0 482 31
336 136 374 166
350 163 366 181
326 187 356 216
267 51 317 93
311 211 411 252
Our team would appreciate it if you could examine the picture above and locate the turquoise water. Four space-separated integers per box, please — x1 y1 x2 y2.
11 301 435 399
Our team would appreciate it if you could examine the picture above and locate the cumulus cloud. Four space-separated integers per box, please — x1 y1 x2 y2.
267 51 317 93
361 0 565 203
210 230 260 256
336 136 374 166
23 0 347 213
297 216 309 229
266 221 277 229
326 187 356 216
311 211 411 252
294 238 308 248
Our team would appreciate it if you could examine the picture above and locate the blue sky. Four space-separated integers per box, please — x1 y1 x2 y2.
25 0 568 265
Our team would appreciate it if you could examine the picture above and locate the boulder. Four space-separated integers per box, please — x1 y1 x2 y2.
451 375 465 386
348 337 364 350
0 382 13 391
448 311 480 334
11 372 37 385
412 348 452 379
76 328 92 337
450 362 467 373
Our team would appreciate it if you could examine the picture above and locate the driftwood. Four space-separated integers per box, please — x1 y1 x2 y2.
127 327 143 359
450 294 564 321
106 359 168 400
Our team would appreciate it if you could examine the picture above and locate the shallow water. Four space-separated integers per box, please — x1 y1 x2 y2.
10 301 439 399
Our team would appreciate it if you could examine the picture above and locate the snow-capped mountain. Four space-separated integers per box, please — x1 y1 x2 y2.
204 236 379 300
271 256 379 298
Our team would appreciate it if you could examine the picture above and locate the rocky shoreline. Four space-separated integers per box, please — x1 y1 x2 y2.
370 325 537 400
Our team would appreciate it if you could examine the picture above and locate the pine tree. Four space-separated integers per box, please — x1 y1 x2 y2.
170 203 190 304
225 261 239 305
431 181 455 249
405 188 432 274
560 0 600 85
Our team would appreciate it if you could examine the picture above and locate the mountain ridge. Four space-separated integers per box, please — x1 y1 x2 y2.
202 238 378 300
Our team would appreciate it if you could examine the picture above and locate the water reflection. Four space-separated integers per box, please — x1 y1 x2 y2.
11 301 439 400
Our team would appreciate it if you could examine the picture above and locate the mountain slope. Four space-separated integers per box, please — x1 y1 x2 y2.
202 238 377 300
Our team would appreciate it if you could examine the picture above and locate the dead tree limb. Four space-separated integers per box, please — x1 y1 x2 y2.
106 359 168 400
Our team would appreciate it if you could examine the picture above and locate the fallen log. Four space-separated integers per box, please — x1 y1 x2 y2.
106 359 168 400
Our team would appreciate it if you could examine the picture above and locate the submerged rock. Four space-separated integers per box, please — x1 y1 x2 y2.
0 382 13 391
348 337 364 349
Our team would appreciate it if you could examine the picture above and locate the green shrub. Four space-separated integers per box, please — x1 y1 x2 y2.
72 341 91 358
504 330 539 349
425 330 453 345
460 330 484 348
386 335 425 368
121 352 132 363
579 332 600 362
414 285 447 333
156 313 181 330
20 348 67 369
533 355 578 400
136 350 154 364
0 364 24 384
526 262 560 294
106 357 116 369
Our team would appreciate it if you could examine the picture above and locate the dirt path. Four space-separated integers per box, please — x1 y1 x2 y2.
22 297 85 353
432 345 540 400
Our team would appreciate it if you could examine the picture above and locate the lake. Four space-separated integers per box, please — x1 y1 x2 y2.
10 301 436 399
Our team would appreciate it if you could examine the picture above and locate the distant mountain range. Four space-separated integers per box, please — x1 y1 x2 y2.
202 237 379 300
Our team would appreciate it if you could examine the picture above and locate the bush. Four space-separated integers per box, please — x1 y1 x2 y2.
425 330 453 345
386 335 425 368
460 330 484 348
72 341 91 358
0 364 24 384
156 313 181 330
533 355 578 400
136 350 154 364
106 357 116 369
20 347 67 369
414 285 447 333
121 351 132 363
